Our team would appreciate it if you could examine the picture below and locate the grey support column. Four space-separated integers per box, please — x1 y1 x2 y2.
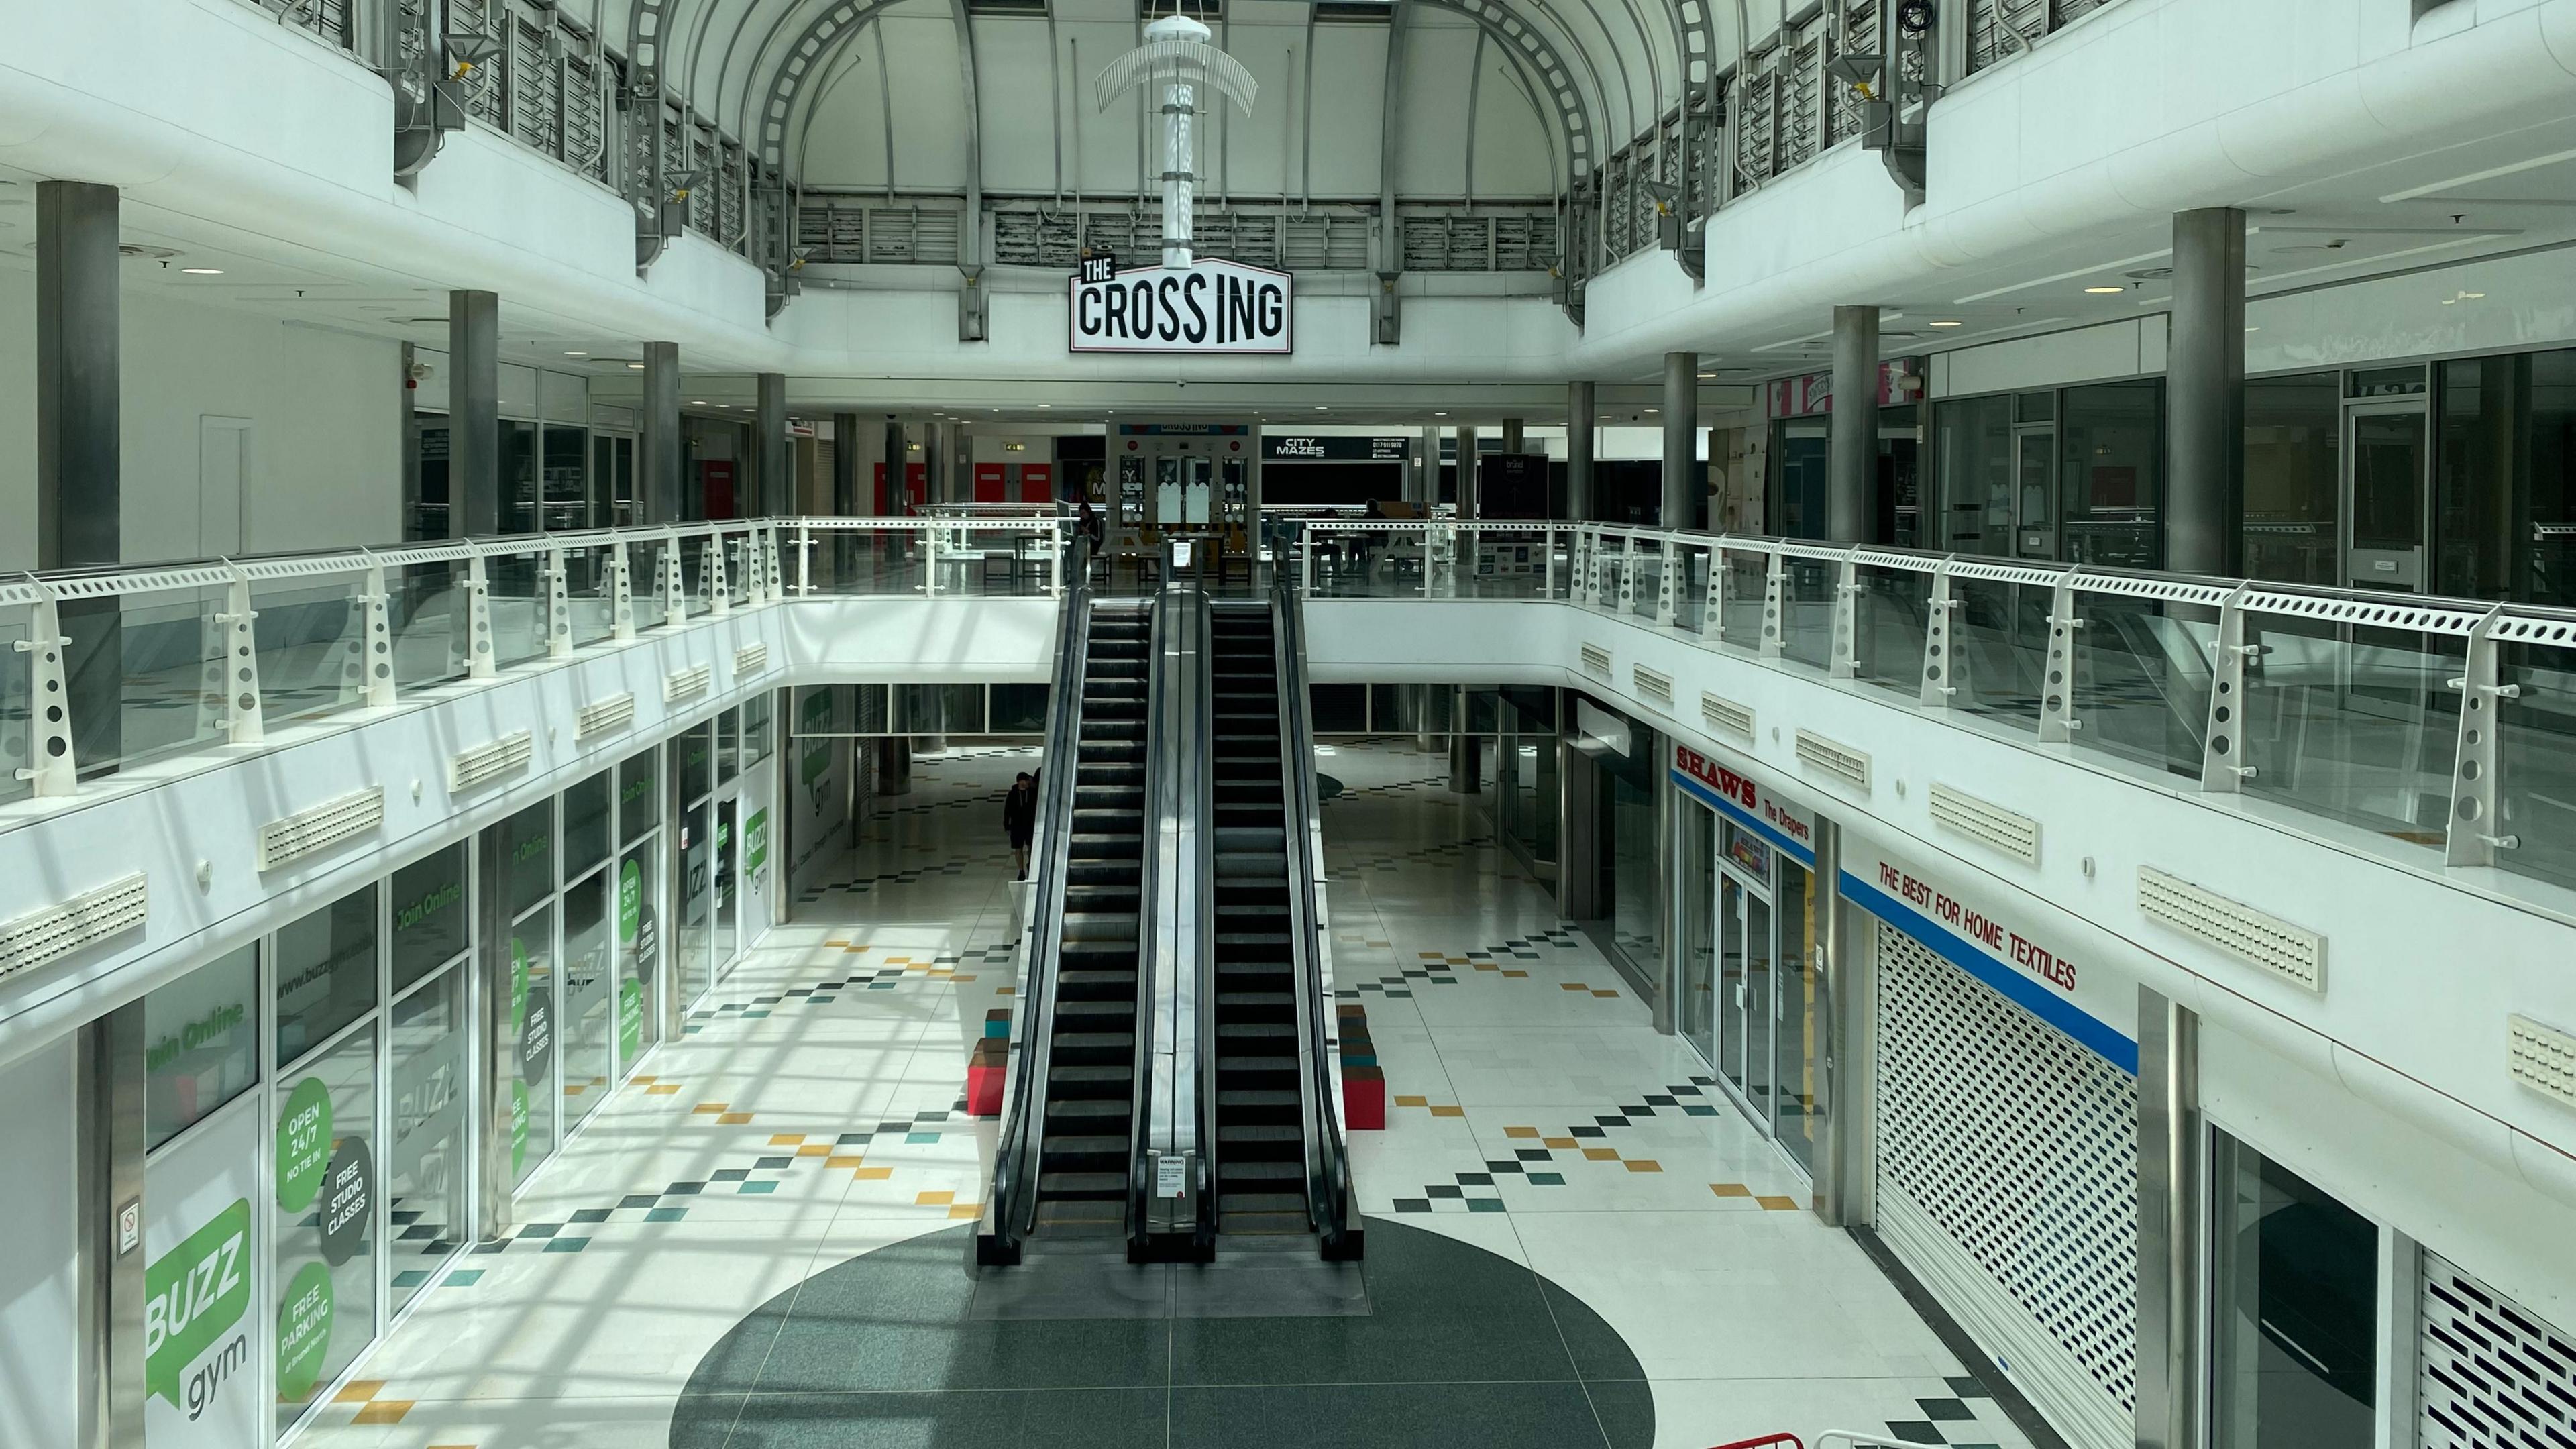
36 181 125 773
1453 424 1478 519
1567 381 1595 521
2167 207 2247 576
73 1003 145 1449
1556 734 1601 921
757 373 789 517
1418 423 1440 508
1448 684 1480 794
449 289 500 537
831 412 861 515
643 342 682 524
2136 988 2202 1449
882 416 907 511
1829 306 1877 544
1662 351 1699 531
1811 820 1871 1225
1500 417 1524 454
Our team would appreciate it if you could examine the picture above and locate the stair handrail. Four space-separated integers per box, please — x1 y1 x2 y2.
1272 570 1363 1259
979 532 1094 1265
1131 583 1211 1258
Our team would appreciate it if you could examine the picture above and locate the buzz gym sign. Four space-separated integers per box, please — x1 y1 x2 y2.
1069 256 1292 355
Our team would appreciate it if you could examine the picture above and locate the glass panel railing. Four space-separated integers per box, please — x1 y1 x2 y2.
565 545 616 648
249 574 366 728
1951 576 2049 731
1719 549 1768 648
682 539 712 618
89 586 231 776
485 553 548 669
2500 639 2576 890
388 560 470 690
2241 614 2463 841
2069 592 2214 780
1781 556 1837 670
0 607 30 807
1856 564 1931 694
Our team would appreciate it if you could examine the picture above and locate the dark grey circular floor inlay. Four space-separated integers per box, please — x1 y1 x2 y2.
672 1218 1652 1449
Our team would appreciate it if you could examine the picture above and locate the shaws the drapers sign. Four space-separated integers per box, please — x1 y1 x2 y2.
1069 257 1293 355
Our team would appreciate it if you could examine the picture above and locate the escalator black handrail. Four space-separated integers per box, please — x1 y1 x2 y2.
1270 572 1361 1258
983 534 1095 1262
1187 590 1220 1260
1126 588 1173 1262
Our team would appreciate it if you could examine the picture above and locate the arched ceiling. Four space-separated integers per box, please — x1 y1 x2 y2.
588 0 1758 203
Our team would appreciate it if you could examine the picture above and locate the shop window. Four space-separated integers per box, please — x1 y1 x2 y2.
564 769 612 881
388 843 468 995
273 1020 377 1435
1935 394 2016 555
144 945 258 1150
619 843 663 1061
718 706 742 784
2058 380 2163 569
502 903 559 1179
2245 372 2341 585
678 720 712 803
989 684 1049 734
385 966 467 1316
561 879 614 1127
274 885 378 1069
2210 1132 2378 1446
743 694 774 766
619 747 661 846
500 798 554 920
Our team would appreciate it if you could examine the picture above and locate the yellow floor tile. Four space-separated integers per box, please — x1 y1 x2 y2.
947 1203 983 1220
1503 1126 1540 1139
1543 1137 1578 1150
1591 989 1620 999
769 1134 806 1146
1559 983 1587 992
1756 1195 1802 1212
647 1084 680 1095
826 1155 865 1169
693 1103 727 1115
1501 970 1529 979
1710 1183 1752 1198
1428 1105 1465 1118
915 1190 955 1206
796 1144 831 1157
1394 1095 1429 1108
333 1381 385 1405
1623 1159 1661 1173
1581 1147 1620 1161
352 1401 413 1426
853 1167 892 1181
718 1112 752 1125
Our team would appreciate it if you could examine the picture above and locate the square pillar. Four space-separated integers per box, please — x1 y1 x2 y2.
449 290 500 537
643 342 682 524
1662 352 1699 531
757 373 789 518
1829 307 1876 544
1566 381 1595 522
2166 207 2247 576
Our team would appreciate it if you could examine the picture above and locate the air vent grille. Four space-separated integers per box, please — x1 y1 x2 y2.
665 662 712 704
0 873 148 982
578 692 636 740
1929 782 2039 866
2508 1014 2576 1110
1631 665 1673 707
734 642 769 678
450 729 533 792
1701 692 1754 741
1794 729 1870 792
258 787 385 871
1579 643 1612 679
2136 867 2324 991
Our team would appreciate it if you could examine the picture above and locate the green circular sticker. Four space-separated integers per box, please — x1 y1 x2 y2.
276 1077 332 1214
511 936 531 1034
275 1260 335 1403
619 860 642 945
511 1080 530 1175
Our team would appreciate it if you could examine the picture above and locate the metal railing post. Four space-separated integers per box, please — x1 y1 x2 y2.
219 566 267 744
543 545 574 658
18 587 77 796
765 526 788 603
1829 552 1860 679
609 539 637 641
2446 607 2517 867
464 545 496 680
1544 525 1558 599
1615 535 1639 614
1422 523 1436 598
1919 557 1958 708
2199 584 2253 791
1703 538 1727 642
924 521 942 598
2037 566 2082 745
1298 520 1314 595
741 529 766 608
358 559 396 708
1654 537 1680 628
659 529 687 627
706 534 732 617
1759 547 1786 659
798 524 814 596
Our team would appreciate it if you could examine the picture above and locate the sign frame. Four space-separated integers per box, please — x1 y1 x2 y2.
1068 257 1295 356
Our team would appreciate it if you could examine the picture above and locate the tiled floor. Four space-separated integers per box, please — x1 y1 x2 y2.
293 740 2031 1449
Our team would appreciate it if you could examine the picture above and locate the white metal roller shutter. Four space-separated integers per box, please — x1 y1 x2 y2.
2420 1250 2576 1446
1872 926 2139 1449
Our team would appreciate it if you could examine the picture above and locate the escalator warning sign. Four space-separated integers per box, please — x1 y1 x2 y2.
1156 1153 1187 1198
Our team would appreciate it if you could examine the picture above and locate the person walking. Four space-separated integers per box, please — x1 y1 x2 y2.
1004 769 1039 880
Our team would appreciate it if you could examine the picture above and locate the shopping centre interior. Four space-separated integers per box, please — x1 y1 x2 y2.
5 1 2576 1446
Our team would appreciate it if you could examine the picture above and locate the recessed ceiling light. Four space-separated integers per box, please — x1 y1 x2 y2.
627 362 645 370
2083 286 2125 294
1313 405 1326 411
1928 319 1963 327
565 350 588 357
1038 402 1052 409
1643 408 1659 415
692 400 708 405
179 267 224 276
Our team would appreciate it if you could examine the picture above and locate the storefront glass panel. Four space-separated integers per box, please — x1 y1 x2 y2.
565 769 611 881
384 965 466 1314
621 842 663 1060
2059 380 2163 568
1774 860 1816 1170
2210 1132 2378 1448
1609 767 1661 975
681 802 713 1007
2247 372 2341 584
561 878 613 1126
274 886 377 1069
389 844 468 996
145 945 259 1151
504 903 558 1185
273 1018 377 1436
1936 394 2015 555
1678 804 1717 1071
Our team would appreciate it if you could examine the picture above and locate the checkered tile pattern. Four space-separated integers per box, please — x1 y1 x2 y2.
1879 1378 2010 1446
795 849 1016 904
1337 928 1582 999
1387 1080 1717 1211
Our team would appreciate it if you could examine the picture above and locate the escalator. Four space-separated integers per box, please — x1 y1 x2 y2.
1208 604 1307 1235
1032 602 1152 1237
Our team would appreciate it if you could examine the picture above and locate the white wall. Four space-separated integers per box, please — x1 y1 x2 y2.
0 1036 78 1449
0 267 402 572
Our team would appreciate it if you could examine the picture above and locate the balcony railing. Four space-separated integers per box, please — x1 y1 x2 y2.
1282 518 2576 898
0 518 1062 814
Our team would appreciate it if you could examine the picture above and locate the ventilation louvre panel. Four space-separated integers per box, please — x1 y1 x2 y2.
2135 867 2324 992
1631 664 1673 707
665 663 712 704
1700 692 1754 741
0 873 148 981
734 642 770 678
1929 782 2039 866
578 692 637 741
2508 1014 2576 1110
1579 643 1613 679
2418 1250 2576 1449
1794 729 1871 792
1873 927 2139 1449
258 787 385 871
450 729 533 793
